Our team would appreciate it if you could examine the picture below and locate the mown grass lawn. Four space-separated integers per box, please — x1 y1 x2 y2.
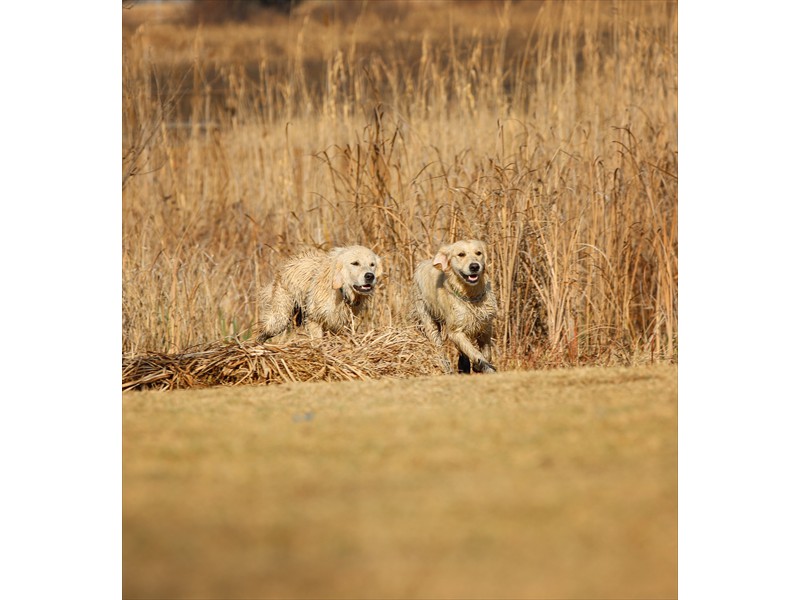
123 364 677 599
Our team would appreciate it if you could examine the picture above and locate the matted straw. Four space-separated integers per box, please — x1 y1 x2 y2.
122 327 447 391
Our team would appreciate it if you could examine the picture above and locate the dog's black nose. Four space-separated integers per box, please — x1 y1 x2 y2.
364 272 375 282
469 262 481 273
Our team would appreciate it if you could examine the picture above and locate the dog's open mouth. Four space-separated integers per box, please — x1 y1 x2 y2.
353 284 374 294
459 271 481 285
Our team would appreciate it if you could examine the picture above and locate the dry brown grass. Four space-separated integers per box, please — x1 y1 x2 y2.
122 0 677 372
123 327 445 391
123 363 678 599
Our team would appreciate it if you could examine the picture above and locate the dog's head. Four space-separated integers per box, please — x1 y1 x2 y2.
331 246 383 296
433 239 489 287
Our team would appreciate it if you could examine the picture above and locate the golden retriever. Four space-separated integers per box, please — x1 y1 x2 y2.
257 245 383 342
412 239 498 373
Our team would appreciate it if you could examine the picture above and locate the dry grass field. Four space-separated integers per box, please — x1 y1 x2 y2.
123 364 677 599
122 2 677 598
122 0 677 368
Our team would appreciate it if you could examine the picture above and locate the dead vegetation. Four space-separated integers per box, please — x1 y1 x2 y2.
122 327 445 391
122 0 678 384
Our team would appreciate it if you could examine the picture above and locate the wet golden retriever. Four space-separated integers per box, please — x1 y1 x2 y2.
412 239 498 373
257 245 383 342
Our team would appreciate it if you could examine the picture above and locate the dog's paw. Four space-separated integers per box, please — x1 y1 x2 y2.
474 360 497 374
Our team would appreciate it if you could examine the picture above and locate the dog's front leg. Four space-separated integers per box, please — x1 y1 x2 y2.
414 300 453 373
448 330 496 374
476 327 496 372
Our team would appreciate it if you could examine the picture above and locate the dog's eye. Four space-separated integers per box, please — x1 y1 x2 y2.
351 261 360 266
476 251 482 256
458 252 466 257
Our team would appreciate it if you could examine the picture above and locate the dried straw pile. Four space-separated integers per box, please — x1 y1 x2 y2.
122 327 445 391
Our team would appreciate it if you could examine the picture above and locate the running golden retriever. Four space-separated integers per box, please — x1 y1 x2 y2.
257 245 383 342
412 239 498 373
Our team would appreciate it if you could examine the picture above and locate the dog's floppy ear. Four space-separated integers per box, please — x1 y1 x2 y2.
332 264 344 289
331 251 346 290
433 246 450 271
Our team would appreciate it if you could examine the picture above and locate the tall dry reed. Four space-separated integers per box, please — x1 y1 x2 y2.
122 0 677 368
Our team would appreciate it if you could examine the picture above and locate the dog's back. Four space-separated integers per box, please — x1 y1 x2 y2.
280 250 330 306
